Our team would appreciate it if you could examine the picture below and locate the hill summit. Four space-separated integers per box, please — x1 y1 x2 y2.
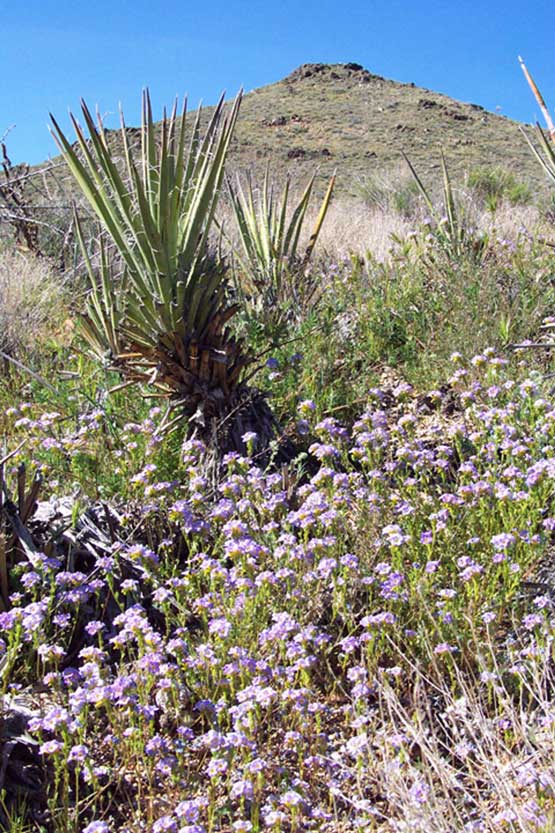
225 61 544 195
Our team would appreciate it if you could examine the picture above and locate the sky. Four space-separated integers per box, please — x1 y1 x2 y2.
1 0 555 165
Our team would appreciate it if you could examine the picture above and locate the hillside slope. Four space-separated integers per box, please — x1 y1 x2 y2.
223 62 545 195
4 61 549 227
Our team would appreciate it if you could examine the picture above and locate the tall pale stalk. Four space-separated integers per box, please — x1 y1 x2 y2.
519 59 555 220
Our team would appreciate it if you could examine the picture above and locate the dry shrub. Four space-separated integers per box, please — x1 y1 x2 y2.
333 633 555 832
0 248 66 360
477 202 541 239
310 198 546 263
316 199 414 261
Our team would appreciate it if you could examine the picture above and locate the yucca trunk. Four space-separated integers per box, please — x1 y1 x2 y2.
120 317 283 458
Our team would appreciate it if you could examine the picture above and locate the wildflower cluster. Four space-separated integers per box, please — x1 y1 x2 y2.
3 352 555 830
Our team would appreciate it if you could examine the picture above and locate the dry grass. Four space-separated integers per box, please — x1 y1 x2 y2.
315 627 555 833
477 202 542 240
307 198 544 263
0 249 67 360
317 200 414 261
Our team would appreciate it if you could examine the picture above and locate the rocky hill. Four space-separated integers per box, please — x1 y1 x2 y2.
4 61 550 230
221 62 546 196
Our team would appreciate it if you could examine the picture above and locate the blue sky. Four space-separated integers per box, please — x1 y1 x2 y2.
2 0 555 165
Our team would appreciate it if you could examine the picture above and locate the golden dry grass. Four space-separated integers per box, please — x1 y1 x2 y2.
0 249 67 359
310 198 544 262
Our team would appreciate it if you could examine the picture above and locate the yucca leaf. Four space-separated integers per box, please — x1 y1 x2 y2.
142 90 158 200
303 173 335 263
118 107 165 271
51 114 131 257
276 177 291 263
440 153 459 249
522 124 555 185
284 174 314 257
178 94 241 279
170 96 189 223
402 151 435 215
260 169 274 267
51 113 155 297
74 213 121 357
78 103 153 262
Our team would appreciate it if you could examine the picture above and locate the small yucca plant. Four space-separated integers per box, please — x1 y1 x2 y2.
227 169 335 336
403 152 488 265
51 91 277 448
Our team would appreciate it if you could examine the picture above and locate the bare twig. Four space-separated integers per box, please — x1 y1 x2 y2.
0 208 67 235
509 342 555 350
0 442 27 468
0 161 65 188
0 349 59 394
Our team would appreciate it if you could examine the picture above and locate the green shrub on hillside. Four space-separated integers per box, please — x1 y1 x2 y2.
468 165 532 211
355 172 423 218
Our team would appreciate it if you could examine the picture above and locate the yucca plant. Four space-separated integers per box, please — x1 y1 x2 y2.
519 58 555 244
403 152 488 266
520 108 555 188
227 169 335 338
50 91 281 452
